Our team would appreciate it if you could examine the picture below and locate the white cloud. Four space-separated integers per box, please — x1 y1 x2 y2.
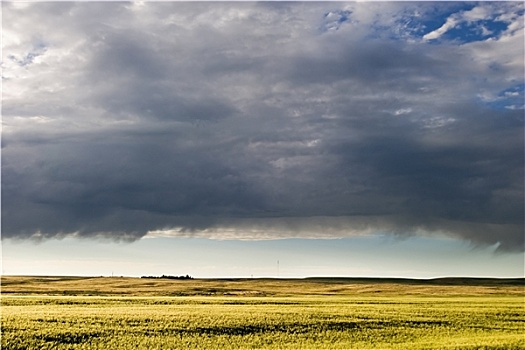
394 108 413 116
423 16 459 41
462 5 490 22
423 3 521 42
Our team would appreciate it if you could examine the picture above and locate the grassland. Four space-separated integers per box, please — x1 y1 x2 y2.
1 276 524 349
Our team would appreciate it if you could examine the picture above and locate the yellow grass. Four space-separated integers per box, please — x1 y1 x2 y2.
1 276 524 349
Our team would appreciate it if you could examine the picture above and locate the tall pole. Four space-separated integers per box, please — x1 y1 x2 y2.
277 260 279 278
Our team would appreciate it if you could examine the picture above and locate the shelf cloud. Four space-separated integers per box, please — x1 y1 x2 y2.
2 2 523 252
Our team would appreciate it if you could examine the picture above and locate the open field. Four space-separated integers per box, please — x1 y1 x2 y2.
1 276 524 349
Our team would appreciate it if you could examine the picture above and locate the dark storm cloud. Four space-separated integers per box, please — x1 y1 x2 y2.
2 2 523 251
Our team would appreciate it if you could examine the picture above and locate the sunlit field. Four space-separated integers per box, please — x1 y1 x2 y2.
1 276 524 349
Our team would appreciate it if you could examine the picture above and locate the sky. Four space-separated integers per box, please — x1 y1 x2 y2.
2 1 524 278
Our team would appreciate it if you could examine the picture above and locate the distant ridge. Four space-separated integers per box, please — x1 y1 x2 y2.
2 275 523 297
303 277 525 286
2 275 524 286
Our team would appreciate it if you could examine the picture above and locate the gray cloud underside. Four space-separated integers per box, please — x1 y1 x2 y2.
2 2 524 251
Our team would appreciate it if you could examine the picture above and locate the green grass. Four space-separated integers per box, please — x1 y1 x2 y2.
1 276 524 349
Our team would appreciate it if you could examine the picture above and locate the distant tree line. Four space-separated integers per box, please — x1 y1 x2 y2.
141 275 194 280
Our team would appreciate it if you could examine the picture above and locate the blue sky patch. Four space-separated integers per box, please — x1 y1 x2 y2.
483 84 525 110
394 3 513 44
441 19 509 43
321 9 352 32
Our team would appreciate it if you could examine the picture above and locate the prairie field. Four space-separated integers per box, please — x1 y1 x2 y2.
1 276 524 349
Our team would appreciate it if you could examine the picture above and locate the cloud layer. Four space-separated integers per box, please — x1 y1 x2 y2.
2 2 524 251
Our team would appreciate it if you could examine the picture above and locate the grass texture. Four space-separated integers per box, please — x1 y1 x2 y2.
1 276 524 349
